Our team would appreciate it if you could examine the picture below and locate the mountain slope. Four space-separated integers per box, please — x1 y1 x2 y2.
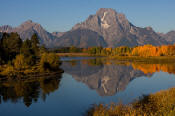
159 31 175 44
0 8 172 48
52 32 65 38
0 20 56 47
54 29 107 48
72 8 168 47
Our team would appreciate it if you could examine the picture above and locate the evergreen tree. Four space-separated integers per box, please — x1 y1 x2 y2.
1 32 22 61
40 44 47 54
20 39 37 66
0 41 4 64
31 33 39 56
21 39 33 57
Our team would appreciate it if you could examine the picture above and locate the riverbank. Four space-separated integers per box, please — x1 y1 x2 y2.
86 87 175 116
56 53 92 57
0 64 64 78
0 53 63 78
110 56 175 63
57 53 175 63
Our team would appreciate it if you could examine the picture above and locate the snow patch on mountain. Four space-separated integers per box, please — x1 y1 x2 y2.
101 12 110 29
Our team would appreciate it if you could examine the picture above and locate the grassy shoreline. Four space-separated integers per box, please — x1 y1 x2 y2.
57 53 175 63
86 87 175 116
0 64 64 78
56 53 92 57
111 56 175 63
0 53 64 78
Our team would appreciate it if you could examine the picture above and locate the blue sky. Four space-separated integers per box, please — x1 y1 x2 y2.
0 0 174 33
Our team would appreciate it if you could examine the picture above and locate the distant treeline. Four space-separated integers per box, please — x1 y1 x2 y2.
49 46 83 53
51 44 175 57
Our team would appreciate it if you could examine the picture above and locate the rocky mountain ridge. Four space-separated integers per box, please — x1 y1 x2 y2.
0 8 174 47
0 20 56 47
72 8 168 47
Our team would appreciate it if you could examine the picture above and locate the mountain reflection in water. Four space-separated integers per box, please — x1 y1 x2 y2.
1 57 175 107
61 58 175 96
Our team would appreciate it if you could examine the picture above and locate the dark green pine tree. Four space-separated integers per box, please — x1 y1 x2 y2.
0 40 4 64
31 33 40 56
1 32 22 61
21 39 33 57
20 38 38 66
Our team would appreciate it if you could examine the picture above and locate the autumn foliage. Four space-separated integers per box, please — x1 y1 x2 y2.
132 45 175 57
85 44 175 57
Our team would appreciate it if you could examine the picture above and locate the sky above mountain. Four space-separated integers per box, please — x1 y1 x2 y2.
0 0 175 33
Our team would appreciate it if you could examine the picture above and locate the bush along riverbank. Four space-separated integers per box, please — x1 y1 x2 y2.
86 87 175 116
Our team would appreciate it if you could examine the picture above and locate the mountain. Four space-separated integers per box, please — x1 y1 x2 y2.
0 25 13 32
53 29 107 48
159 31 175 44
52 32 65 38
72 8 168 47
0 20 56 47
0 8 173 48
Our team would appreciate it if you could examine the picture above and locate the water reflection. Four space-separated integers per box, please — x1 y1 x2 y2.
1 58 175 106
131 63 175 74
61 58 175 96
0 73 63 107
1 57 175 116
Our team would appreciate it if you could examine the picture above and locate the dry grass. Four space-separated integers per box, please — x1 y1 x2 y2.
56 53 92 57
86 88 175 116
111 56 175 64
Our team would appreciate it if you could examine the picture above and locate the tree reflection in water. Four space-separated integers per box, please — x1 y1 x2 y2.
61 58 175 96
0 72 63 107
1 58 175 106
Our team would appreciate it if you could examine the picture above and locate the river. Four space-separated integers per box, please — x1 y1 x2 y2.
1 57 175 116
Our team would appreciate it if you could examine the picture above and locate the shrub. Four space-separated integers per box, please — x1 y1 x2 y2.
25 55 36 66
13 54 27 70
40 53 61 72
1 65 15 76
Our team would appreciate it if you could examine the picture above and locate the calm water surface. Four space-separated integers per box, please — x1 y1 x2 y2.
1 57 175 116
